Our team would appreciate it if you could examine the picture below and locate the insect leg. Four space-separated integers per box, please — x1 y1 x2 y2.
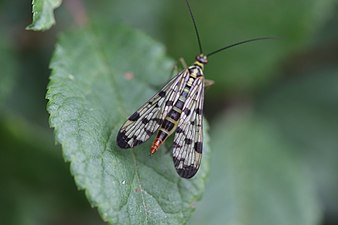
204 79 215 87
179 57 188 69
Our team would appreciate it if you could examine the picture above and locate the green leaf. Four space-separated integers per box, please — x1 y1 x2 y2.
190 111 321 225
257 68 338 217
26 0 62 31
47 24 210 224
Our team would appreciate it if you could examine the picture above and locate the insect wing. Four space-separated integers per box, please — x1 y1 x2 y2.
172 77 204 178
117 70 190 149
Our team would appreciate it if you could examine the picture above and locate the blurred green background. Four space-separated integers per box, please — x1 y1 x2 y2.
1 0 338 224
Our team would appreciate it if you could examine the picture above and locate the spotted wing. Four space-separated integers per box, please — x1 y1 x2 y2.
172 77 204 178
117 69 190 149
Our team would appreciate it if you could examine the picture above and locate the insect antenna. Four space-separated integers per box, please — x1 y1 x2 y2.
207 37 277 57
185 0 203 54
184 0 276 57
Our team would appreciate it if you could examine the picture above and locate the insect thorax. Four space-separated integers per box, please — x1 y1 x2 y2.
188 64 204 79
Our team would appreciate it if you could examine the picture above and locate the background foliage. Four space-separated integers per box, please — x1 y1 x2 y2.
1 0 338 224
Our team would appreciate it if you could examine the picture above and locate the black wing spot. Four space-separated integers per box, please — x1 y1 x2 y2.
185 138 193 145
183 108 191 116
173 156 184 167
154 118 163 125
142 118 149 124
172 156 198 179
173 141 182 149
116 131 131 148
176 127 183 133
159 90 166 97
145 129 153 136
194 142 203 153
166 100 174 106
134 139 143 146
128 112 140 121
195 108 202 115
177 165 198 179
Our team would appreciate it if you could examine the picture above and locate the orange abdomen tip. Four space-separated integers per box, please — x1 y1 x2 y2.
150 138 162 154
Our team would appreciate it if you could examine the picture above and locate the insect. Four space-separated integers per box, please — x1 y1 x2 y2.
116 0 273 178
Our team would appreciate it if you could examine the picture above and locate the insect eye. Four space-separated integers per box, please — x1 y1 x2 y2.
196 55 208 64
